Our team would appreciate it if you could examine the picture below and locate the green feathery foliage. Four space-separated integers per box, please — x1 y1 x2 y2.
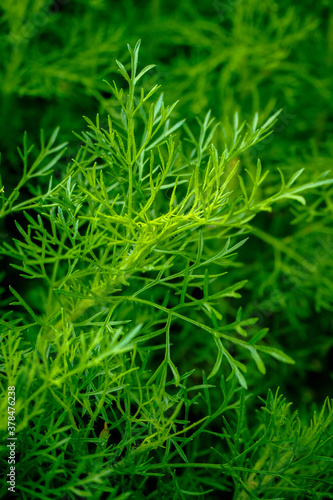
1 39 333 498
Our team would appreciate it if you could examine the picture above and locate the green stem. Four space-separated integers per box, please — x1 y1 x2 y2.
253 227 315 273
127 80 135 222
237 449 294 500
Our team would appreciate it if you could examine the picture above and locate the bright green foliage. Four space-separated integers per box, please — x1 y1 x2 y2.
1 2 333 499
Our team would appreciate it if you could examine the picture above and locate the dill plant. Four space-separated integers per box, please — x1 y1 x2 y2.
0 41 332 499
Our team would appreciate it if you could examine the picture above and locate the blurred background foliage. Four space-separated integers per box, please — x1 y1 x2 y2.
1 0 332 420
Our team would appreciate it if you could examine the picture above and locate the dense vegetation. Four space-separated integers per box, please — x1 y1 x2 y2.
1 1 332 498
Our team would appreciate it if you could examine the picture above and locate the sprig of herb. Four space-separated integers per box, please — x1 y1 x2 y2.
1 40 333 499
